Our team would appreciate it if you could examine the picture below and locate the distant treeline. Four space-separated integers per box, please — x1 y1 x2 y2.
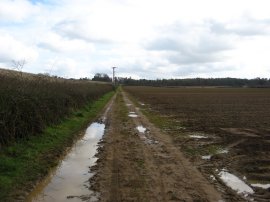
0 70 113 146
118 77 270 87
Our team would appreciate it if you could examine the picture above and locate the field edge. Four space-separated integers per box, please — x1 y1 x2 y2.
0 90 115 201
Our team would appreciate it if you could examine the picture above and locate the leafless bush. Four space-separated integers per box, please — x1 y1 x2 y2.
0 70 113 146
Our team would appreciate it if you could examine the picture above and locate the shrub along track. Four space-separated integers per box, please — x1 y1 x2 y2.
91 89 223 201
0 91 114 201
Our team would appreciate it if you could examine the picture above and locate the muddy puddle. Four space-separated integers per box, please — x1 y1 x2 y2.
189 134 208 139
251 183 270 189
202 148 229 160
135 125 159 145
26 122 105 202
136 125 146 133
128 112 138 118
202 155 212 160
218 169 254 198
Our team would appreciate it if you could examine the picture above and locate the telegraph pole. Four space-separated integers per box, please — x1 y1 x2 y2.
112 67 117 86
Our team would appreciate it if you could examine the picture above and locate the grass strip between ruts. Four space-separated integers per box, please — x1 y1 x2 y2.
0 91 115 201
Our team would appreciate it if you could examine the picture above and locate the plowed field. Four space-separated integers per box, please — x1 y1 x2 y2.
124 86 270 201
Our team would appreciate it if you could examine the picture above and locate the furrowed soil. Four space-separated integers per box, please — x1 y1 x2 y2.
124 86 270 202
91 89 223 201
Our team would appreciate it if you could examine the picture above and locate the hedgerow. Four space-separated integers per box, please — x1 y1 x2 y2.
0 71 113 146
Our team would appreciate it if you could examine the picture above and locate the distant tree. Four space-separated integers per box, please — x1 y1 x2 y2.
92 73 111 82
117 77 270 87
80 77 90 81
11 59 26 78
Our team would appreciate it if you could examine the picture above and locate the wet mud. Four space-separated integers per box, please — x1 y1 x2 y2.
90 91 223 201
26 87 270 201
124 86 270 201
195 129 270 201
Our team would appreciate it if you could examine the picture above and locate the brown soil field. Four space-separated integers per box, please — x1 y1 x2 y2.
124 86 270 201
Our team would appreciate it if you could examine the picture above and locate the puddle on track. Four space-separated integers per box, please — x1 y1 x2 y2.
202 155 212 160
217 149 229 154
136 125 146 133
189 135 208 139
135 125 159 145
26 122 105 202
218 170 254 196
128 112 138 118
251 183 270 189
202 148 229 160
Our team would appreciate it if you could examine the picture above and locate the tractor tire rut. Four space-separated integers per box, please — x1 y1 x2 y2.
91 90 223 201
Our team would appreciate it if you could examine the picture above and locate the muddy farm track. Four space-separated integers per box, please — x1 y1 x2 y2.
91 90 224 201
27 87 269 202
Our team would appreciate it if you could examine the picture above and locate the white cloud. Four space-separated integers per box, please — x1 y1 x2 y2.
49 58 77 77
145 21 234 69
53 20 114 44
0 32 38 63
0 0 39 22
1 0 270 78
209 17 270 36
38 32 95 52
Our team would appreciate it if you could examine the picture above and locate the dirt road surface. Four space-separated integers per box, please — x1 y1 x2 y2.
90 90 224 201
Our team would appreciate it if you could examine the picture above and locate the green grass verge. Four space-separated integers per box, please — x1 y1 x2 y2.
0 91 114 201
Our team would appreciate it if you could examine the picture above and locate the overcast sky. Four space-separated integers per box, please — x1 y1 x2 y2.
1 0 270 79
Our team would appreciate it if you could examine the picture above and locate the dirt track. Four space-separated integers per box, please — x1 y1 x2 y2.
91 90 223 201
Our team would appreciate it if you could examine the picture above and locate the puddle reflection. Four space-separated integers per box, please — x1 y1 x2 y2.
251 183 270 189
136 125 146 133
189 135 208 139
202 155 212 160
27 122 105 202
218 169 254 195
128 112 138 118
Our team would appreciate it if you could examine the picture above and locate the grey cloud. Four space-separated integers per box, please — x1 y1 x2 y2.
146 36 232 65
38 42 60 52
143 21 238 75
115 59 171 79
209 18 270 36
147 38 180 51
121 60 236 79
0 56 12 63
173 64 236 77
195 35 232 53
53 20 112 43
147 36 232 53
168 52 220 65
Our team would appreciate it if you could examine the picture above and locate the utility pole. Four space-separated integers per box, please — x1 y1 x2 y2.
112 67 117 86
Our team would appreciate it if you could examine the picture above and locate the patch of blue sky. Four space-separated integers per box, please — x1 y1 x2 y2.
29 0 55 5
